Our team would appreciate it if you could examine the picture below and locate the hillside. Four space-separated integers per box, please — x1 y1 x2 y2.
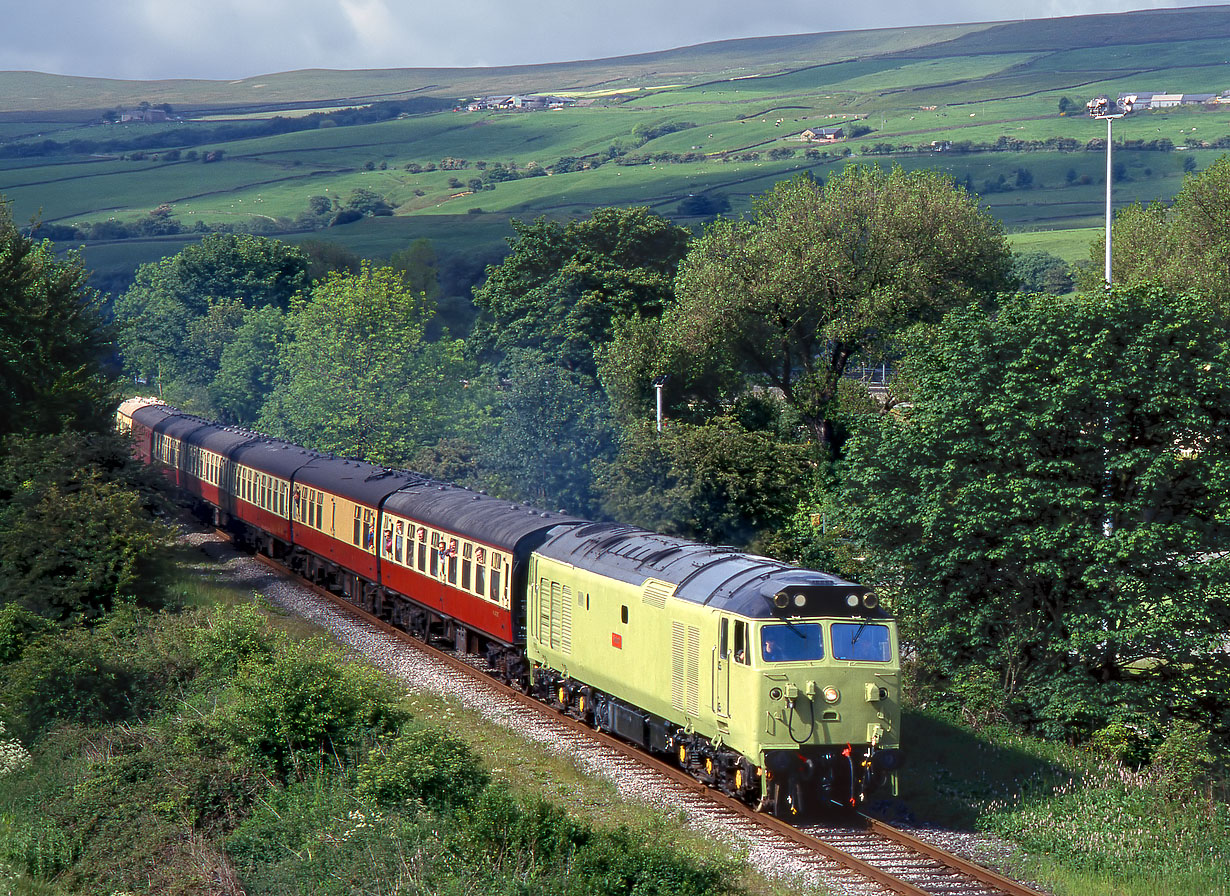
2 5 1230 295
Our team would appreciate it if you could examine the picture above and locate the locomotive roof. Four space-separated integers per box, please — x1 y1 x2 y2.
536 523 883 620
383 483 583 552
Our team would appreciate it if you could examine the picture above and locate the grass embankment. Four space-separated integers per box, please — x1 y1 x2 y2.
891 708 1230 896
4 543 1226 895
0 546 789 896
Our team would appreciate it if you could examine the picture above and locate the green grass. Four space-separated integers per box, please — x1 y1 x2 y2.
889 707 1230 896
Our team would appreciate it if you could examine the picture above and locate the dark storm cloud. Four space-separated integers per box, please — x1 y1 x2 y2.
0 0 1220 80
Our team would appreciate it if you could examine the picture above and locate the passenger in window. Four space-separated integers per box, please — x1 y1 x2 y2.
382 529 393 554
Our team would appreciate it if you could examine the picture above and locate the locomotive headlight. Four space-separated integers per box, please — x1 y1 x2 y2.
793 594 806 608
862 593 878 610
773 592 790 609
823 686 840 704
845 593 860 608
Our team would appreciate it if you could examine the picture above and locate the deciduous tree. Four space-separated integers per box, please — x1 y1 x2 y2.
842 288 1230 738
259 264 462 464
470 207 690 375
1082 155 1230 303
0 199 113 437
668 167 1012 450
114 233 310 405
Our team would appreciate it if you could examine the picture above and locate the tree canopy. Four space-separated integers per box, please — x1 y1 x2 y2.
0 199 114 438
841 287 1230 738
1084 154 1230 302
259 264 462 465
114 233 310 405
470 207 691 375
668 167 1012 449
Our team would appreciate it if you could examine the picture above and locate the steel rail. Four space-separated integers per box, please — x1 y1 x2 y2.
857 815 1047 896
242 546 1045 896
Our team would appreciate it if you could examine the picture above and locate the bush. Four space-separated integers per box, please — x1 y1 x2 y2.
356 723 489 812
0 605 51 664
194 637 410 780
0 627 141 741
1087 721 1151 767
190 602 283 679
1150 719 1215 792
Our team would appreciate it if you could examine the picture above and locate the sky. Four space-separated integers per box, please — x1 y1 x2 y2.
1 1 1226 81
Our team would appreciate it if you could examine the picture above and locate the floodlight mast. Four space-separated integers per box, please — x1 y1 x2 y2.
1087 95 1132 287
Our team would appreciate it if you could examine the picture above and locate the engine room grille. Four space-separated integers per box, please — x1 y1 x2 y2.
671 621 700 715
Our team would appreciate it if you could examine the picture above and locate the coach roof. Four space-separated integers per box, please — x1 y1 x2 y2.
383 482 583 552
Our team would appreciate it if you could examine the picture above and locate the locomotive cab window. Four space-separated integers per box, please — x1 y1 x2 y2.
831 623 892 662
761 623 825 663
733 620 749 665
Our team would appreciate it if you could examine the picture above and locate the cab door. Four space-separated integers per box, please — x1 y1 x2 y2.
713 617 732 718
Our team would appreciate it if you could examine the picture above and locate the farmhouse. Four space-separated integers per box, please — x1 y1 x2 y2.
1115 91 1225 110
801 126 844 142
465 95 572 112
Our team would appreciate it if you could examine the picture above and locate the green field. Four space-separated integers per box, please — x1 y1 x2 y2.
3 5 1229 289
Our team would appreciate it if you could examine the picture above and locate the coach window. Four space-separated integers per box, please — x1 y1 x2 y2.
394 522 404 564
447 540 458 585
314 491 324 530
461 543 473 591
482 561 496 603
352 507 362 546
429 533 440 577
417 527 427 571
474 548 486 597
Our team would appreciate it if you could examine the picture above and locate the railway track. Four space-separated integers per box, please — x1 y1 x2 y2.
228 538 1047 896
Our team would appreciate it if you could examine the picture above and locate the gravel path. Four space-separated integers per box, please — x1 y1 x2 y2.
185 529 1028 896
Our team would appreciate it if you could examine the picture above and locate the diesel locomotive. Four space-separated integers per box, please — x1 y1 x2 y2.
118 397 901 816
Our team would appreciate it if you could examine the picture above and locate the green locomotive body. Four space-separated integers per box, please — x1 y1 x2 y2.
527 523 900 816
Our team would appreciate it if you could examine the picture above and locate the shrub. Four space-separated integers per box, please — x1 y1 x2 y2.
189 603 283 679
195 638 410 780
0 627 141 741
1087 721 1150 767
356 724 489 812
1150 719 1215 792
0 605 51 664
